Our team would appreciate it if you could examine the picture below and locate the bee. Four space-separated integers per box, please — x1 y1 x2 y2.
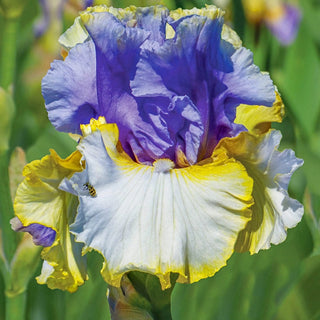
83 183 97 197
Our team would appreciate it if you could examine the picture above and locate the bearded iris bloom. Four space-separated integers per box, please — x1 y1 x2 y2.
13 5 303 291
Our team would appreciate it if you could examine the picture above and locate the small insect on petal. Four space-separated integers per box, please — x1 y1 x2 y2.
83 183 97 197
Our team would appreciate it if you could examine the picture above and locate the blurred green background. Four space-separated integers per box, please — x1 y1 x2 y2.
1 0 320 319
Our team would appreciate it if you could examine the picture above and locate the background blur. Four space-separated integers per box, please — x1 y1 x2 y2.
0 0 320 319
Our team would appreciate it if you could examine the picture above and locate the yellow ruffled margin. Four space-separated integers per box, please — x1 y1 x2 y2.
14 150 87 292
235 91 285 134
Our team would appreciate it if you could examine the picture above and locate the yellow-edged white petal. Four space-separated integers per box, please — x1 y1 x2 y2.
215 130 304 254
14 150 87 292
60 119 253 289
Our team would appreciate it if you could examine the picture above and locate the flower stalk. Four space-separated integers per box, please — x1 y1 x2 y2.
5 291 27 320
1 231 42 320
0 5 19 263
0 17 19 89
0 152 17 262
0 6 34 320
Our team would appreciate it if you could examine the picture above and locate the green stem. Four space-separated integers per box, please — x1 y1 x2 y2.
5 291 27 320
153 304 172 320
0 17 19 89
0 151 17 263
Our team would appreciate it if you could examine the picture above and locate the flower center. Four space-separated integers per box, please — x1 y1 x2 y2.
153 159 175 173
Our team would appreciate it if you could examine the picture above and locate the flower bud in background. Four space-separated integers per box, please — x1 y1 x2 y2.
33 0 103 53
108 272 176 320
34 0 67 40
242 0 301 45
264 1 301 45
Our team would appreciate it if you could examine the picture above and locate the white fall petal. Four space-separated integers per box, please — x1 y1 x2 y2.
60 124 253 289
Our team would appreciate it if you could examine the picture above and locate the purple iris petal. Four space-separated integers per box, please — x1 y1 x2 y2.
266 4 301 46
24 224 56 247
42 8 275 165
124 6 169 43
166 96 204 164
82 12 160 161
42 40 98 133
132 14 275 158
132 95 203 164
13 221 56 247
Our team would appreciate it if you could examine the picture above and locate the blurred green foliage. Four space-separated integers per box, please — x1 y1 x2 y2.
0 0 320 319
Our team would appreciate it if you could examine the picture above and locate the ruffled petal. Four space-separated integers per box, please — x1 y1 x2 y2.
38 195 87 293
43 4 276 166
60 118 253 289
42 40 98 133
169 5 223 21
13 150 87 292
132 7 275 159
59 16 89 50
82 5 169 43
222 47 275 108
235 91 285 134
80 10 162 162
131 95 204 165
215 130 304 254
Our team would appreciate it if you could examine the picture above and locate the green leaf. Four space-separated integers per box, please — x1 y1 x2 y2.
275 255 320 320
0 87 15 153
300 0 320 45
297 139 320 196
6 235 41 298
172 219 313 320
66 252 110 320
279 22 320 137
304 191 320 256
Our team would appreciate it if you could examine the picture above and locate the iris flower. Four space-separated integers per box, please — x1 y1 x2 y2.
13 5 303 291
242 0 301 45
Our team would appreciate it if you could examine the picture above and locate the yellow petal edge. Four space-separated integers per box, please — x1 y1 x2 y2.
14 150 87 292
235 91 285 134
